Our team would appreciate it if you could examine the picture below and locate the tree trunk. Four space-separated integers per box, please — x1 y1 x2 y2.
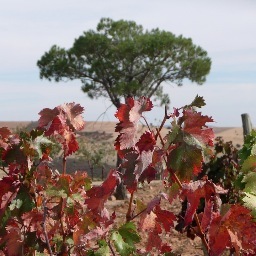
113 98 128 200
114 153 127 200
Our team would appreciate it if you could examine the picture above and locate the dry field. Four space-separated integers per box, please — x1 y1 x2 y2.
0 121 245 179
0 121 245 145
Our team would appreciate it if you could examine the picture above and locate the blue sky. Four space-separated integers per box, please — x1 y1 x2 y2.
0 0 256 127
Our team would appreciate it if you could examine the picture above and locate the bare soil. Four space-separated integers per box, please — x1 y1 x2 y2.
104 180 204 255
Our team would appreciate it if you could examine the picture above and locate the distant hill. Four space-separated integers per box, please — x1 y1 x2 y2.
0 121 244 146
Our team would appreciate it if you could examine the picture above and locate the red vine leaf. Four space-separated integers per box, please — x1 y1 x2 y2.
60 129 79 157
139 211 156 232
85 169 120 212
115 97 153 156
115 97 153 124
151 148 164 166
0 127 11 139
146 216 171 254
227 229 243 254
114 98 156 192
146 193 168 213
183 108 214 146
136 131 156 152
43 115 66 136
154 205 176 232
122 151 139 193
47 117 78 156
138 166 157 184
200 199 213 233
38 102 85 131
137 194 171 252
181 180 227 226
60 102 85 131
115 125 136 151
122 149 154 193
115 100 131 123
39 104 83 157
129 97 153 123
38 107 59 128
81 226 107 242
22 209 43 233
166 107 214 180
4 220 23 256
0 176 20 218
0 127 12 150
145 223 162 252
209 205 256 255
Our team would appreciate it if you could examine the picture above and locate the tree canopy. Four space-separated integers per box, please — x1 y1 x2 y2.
37 17 211 108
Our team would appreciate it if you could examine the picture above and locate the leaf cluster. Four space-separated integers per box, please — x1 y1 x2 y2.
237 130 256 219
200 137 242 205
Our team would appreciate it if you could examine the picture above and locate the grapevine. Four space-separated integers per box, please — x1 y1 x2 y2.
0 97 256 255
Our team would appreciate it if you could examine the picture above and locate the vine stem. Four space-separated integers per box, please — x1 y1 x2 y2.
130 208 147 221
156 127 210 254
166 168 210 253
156 128 183 188
126 192 134 222
60 198 66 243
120 104 169 220
108 240 116 256
194 213 210 253
0 166 8 175
62 156 67 175
155 105 170 141
43 199 53 256
141 116 152 132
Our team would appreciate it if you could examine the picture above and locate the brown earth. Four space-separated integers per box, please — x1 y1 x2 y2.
104 180 204 255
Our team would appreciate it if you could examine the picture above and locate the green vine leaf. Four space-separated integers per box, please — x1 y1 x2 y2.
30 134 53 159
94 240 110 256
190 94 206 108
118 222 141 246
168 144 203 180
87 240 110 256
242 172 256 218
111 231 134 256
9 199 22 211
243 192 256 218
241 155 256 173
111 222 140 256
239 129 256 164
46 186 67 198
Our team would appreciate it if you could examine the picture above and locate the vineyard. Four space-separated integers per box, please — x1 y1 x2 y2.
0 96 256 255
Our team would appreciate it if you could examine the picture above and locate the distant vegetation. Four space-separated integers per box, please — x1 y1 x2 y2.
38 17 211 108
